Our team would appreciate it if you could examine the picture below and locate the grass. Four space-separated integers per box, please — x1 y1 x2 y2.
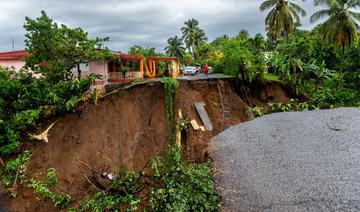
263 73 281 82
213 73 236 78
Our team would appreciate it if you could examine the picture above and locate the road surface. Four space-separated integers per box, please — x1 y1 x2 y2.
177 73 234 81
210 108 360 211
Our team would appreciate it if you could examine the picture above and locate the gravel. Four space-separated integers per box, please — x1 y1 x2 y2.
210 108 360 212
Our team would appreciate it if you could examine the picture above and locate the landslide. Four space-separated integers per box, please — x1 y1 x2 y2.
175 79 290 161
1 79 290 211
2 82 168 211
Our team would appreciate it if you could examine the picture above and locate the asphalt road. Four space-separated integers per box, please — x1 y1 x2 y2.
177 73 234 81
210 108 360 212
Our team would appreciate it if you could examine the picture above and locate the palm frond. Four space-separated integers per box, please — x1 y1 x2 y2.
310 9 332 23
260 0 277 11
289 2 307 16
348 10 360 23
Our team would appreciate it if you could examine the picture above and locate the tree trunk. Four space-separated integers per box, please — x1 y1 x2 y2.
77 63 81 80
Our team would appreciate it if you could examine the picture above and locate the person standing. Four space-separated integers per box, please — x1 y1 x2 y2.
204 64 209 75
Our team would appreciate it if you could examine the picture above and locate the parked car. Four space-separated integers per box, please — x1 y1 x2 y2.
179 65 185 74
184 66 199 76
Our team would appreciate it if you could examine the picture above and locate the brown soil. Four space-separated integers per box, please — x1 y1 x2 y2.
2 82 168 211
246 80 292 107
174 79 290 161
1 79 290 211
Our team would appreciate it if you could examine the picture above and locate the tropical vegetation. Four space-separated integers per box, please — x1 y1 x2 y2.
1 0 360 210
24 11 112 83
178 18 208 59
164 1 360 108
260 0 307 40
311 0 360 50
164 36 186 58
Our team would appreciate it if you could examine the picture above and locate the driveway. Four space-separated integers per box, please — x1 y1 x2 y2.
210 108 360 211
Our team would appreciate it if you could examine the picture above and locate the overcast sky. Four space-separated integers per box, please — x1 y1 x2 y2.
0 0 320 53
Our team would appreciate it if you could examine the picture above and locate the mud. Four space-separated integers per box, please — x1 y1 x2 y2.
1 79 290 211
175 79 290 161
3 82 168 211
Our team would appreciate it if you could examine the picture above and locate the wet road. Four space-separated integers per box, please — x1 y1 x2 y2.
177 73 234 81
211 108 360 212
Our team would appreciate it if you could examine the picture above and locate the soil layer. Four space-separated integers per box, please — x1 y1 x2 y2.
2 82 168 211
1 79 290 211
175 79 290 161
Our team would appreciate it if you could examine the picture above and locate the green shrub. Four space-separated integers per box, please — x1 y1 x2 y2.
163 77 179 143
26 168 72 209
76 146 220 211
0 151 32 189
250 106 266 117
150 146 220 211
177 118 189 131
79 191 140 212
313 87 359 108
268 99 318 113
110 170 141 194
78 170 142 212
0 67 97 155
45 168 58 186
27 179 73 209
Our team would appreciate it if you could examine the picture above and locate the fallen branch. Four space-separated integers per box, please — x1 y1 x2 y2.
12 165 20 189
83 172 102 191
31 121 58 143
76 158 98 174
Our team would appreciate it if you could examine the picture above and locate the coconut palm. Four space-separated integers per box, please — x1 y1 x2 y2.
181 18 199 53
260 0 306 40
181 18 207 58
193 29 208 58
164 36 186 59
310 0 360 50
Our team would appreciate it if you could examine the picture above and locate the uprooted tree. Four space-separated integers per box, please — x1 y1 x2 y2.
24 10 113 83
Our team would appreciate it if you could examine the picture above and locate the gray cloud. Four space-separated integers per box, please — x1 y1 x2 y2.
0 0 321 52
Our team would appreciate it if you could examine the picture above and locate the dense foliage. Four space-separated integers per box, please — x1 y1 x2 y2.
78 170 141 212
251 99 318 117
150 145 220 211
165 36 186 59
163 77 179 143
0 67 96 155
181 18 208 59
163 1 360 109
269 29 360 108
260 0 306 40
0 10 109 156
128 45 162 57
24 11 112 83
170 18 359 108
311 0 360 49
71 146 220 211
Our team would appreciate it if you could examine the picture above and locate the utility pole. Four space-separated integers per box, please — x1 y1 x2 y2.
12 38 14 51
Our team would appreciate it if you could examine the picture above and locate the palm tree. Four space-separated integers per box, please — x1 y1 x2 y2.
237 29 250 40
164 36 186 59
260 0 306 40
181 18 207 58
252 33 267 52
193 29 208 58
310 0 360 50
181 18 199 53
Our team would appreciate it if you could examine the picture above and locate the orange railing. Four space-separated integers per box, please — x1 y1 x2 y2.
108 54 179 83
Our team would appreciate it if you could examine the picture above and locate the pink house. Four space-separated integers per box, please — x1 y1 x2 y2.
0 50 111 89
0 50 28 72
0 50 179 90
